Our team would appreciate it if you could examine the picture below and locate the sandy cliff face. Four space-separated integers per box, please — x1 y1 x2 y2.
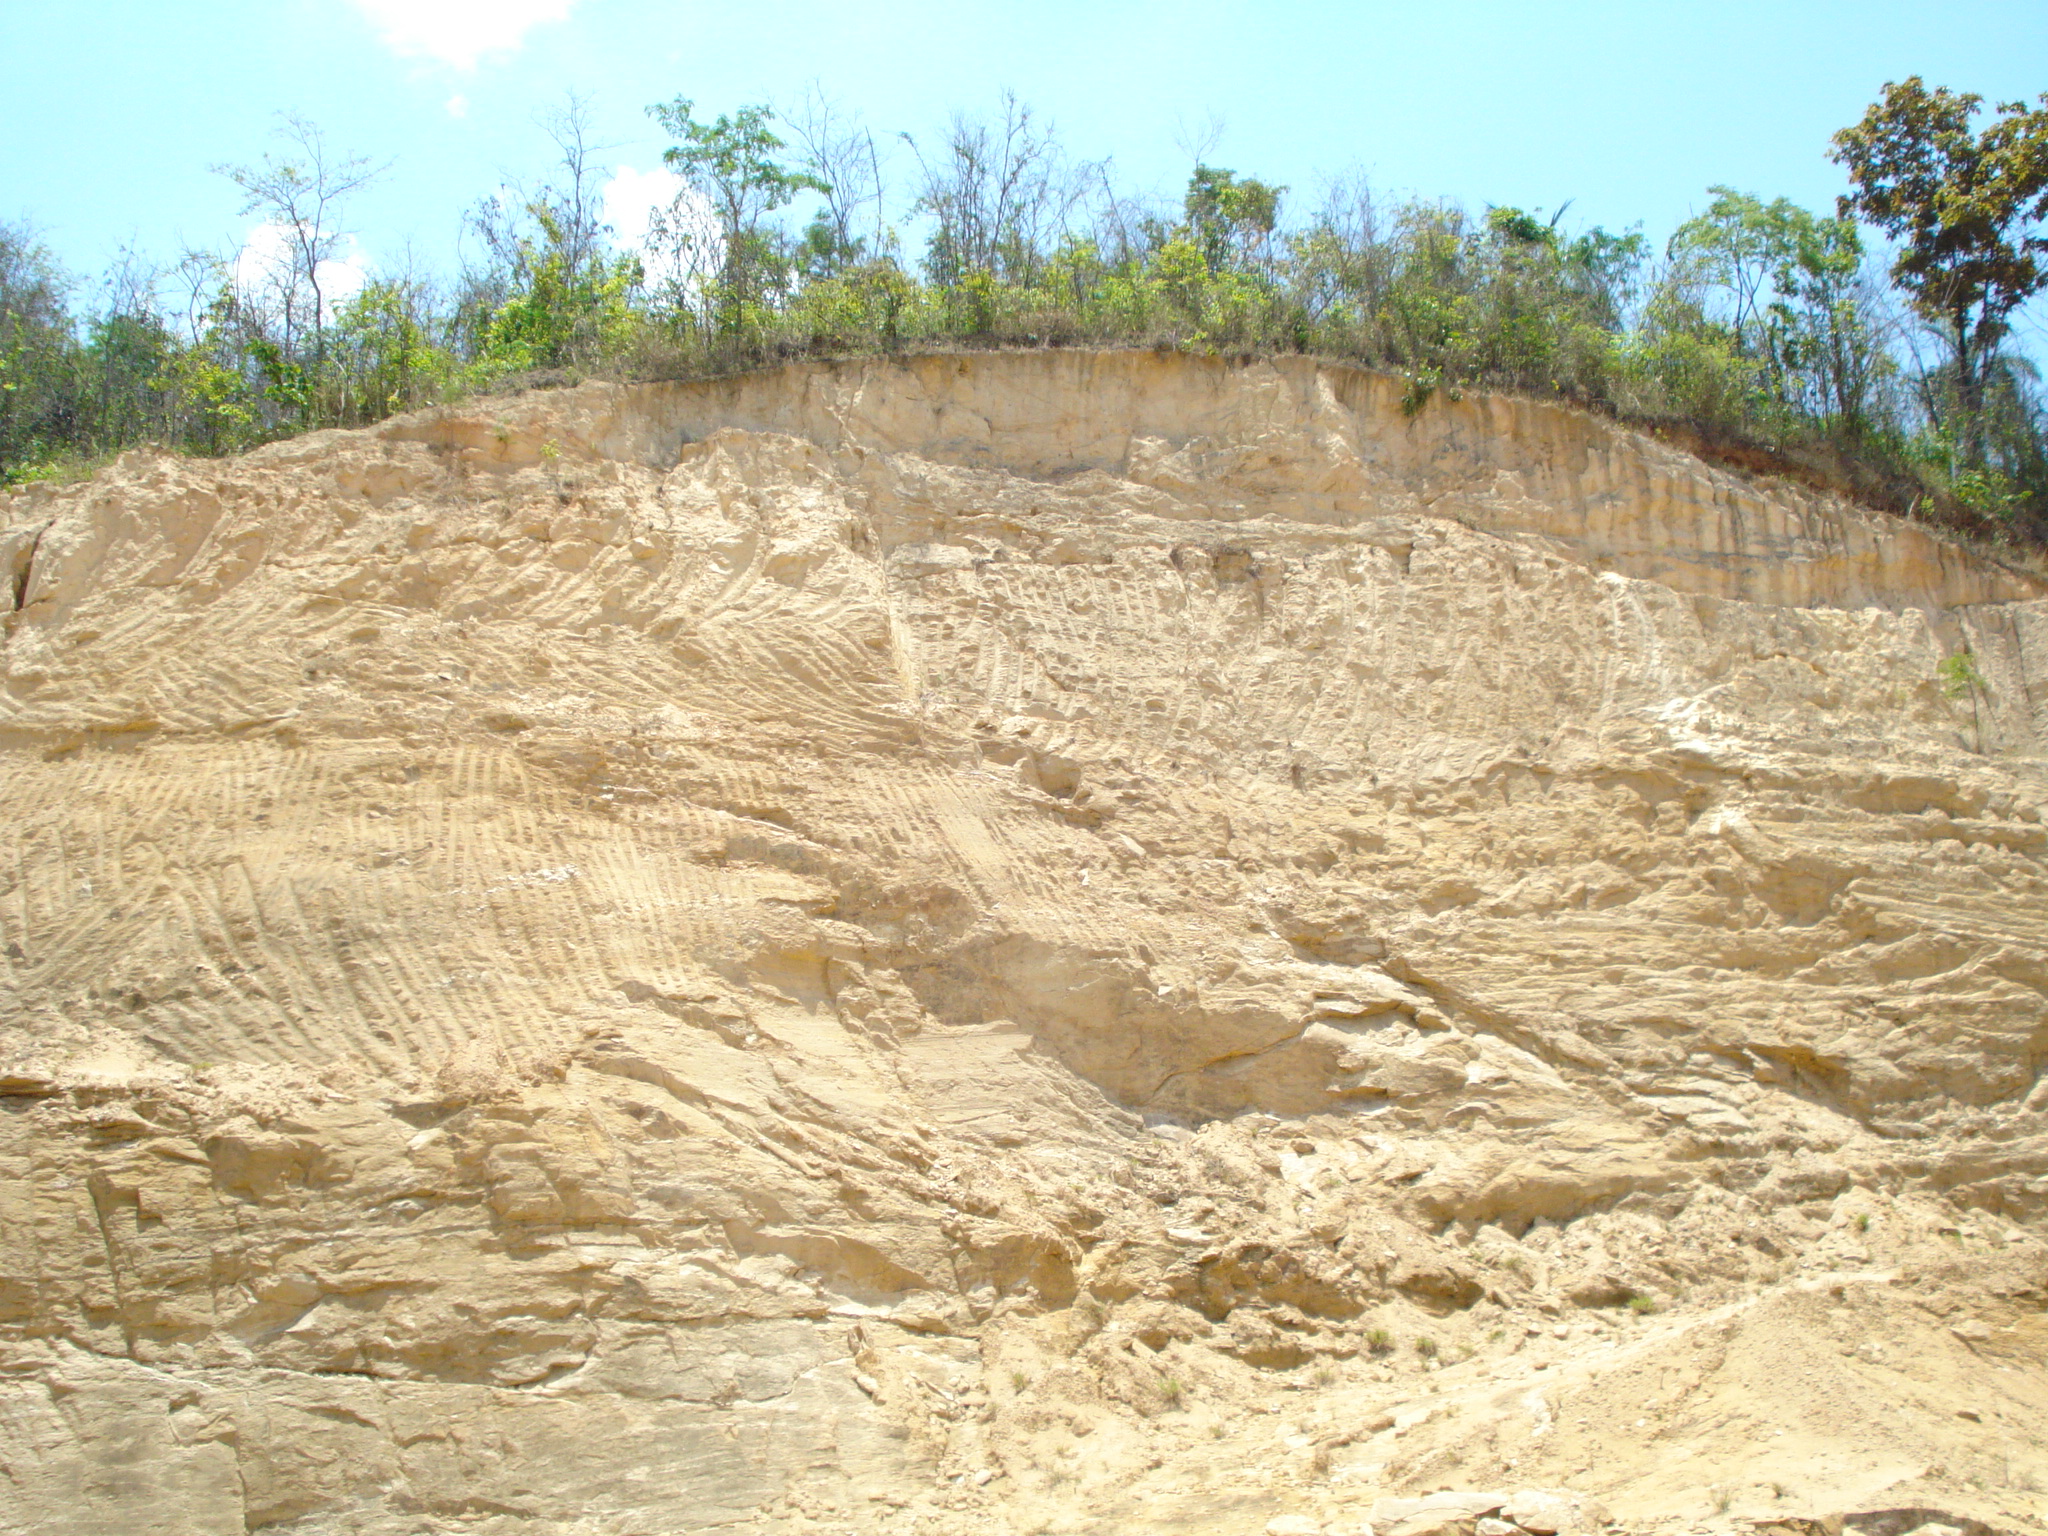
0 352 2044 1536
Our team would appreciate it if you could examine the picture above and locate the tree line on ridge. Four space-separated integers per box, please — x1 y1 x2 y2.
2 80 2045 542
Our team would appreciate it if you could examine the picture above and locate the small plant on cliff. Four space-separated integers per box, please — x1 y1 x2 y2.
1627 1294 1659 1315
1939 648 1990 751
1414 1335 1439 1359
1938 649 1989 698
1366 1327 1394 1355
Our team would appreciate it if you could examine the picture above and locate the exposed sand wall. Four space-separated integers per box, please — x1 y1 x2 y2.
1 353 2043 1536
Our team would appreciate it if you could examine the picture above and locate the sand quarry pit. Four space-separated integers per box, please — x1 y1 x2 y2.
0 351 2044 1535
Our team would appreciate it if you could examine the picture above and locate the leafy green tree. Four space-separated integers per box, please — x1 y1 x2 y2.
1667 188 1879 428
1475 206 1644 390
1184 165 1284 274
0 226 78 480
648 98 824 333
1831 79 2048 463
1370 202 1471 406
1126 164 1292 349
477 206 641 373
788 258 921 351
326 277 455 424
82 308 177 452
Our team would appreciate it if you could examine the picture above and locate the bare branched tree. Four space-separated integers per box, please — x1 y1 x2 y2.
904 93 1091 286
453 93 633 365
781 82 886 275
216 114 384 367
1063 161 1159 274
1293 173 1392 324
97 246 163 325
476 95 614 287
167 248 230 347
1171 111 1227 177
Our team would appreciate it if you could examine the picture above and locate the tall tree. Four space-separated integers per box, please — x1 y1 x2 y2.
1667 188 1877 426
1830 79 2048 463
647 98 823 327
464 95 638 370
782 84 886 279
1183 165 1284 275
905 94 1083 289
0 226 77 480
217 115 383 384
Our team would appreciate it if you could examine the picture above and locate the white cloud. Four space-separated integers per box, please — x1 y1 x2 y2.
315 252 371 314
349 0 579 70
601 166 684 254
601 165 718 291
445 93 470 119
234 224 370 326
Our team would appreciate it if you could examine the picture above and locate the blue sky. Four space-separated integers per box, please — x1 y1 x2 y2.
5 0 2046 314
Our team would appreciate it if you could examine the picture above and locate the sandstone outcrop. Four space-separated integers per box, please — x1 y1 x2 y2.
0 352 2043 1534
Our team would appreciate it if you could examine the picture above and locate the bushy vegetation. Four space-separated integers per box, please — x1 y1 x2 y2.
5 83 2046 543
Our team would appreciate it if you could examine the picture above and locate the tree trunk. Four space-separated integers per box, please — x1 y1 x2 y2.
1954 304 1984 470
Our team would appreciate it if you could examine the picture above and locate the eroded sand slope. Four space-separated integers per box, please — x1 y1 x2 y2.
0 352 2044 1535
